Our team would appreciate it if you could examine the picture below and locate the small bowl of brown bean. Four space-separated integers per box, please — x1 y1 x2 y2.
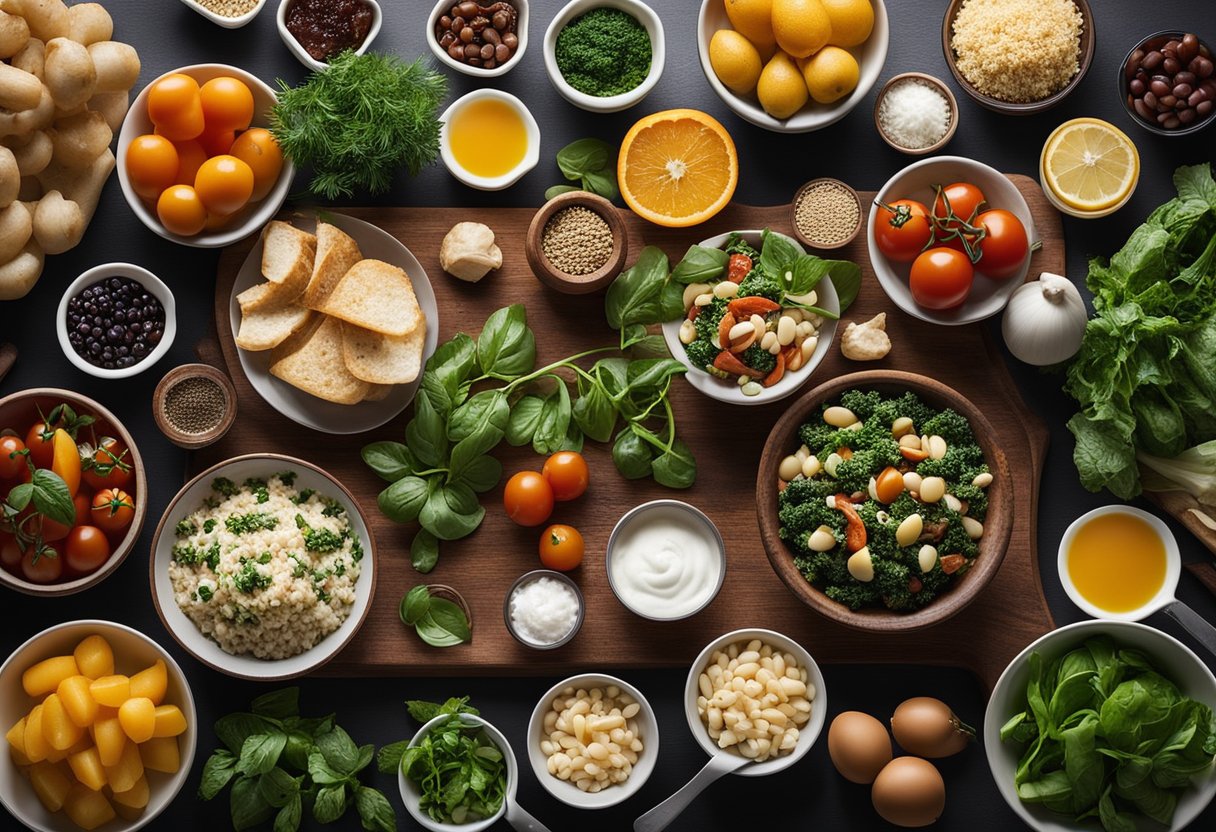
525 191 628 294
1120 30 1216 136
427 0 528 77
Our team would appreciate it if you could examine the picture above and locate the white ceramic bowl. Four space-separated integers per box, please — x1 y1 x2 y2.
399 713 519 832
867 155 1037 326
527 673 658 808
439 89 540 190
55 263 176 380
178 0 269 28
0 620 198 832
696 0 889 133
149 454 376 681
117 64 295 249
660 230 840 406
984 619 1216 832
684 628 827 777
427 0 530 78
276 0 382 71
543 0 665 113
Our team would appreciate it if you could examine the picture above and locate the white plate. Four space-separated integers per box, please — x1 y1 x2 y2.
660 231 840 406
229 212 439 434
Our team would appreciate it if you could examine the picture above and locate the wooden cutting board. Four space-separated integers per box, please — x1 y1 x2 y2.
198 175 1059 691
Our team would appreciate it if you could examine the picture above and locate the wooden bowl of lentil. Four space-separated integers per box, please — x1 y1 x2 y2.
872 72 959 155
525 191 628 294
153 363 238 450
790 178 863 251
942 0 1094 115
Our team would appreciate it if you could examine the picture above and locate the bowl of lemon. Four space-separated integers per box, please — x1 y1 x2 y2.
697 0 889 133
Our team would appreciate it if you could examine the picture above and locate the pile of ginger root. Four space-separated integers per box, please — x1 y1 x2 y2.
0 0 138 300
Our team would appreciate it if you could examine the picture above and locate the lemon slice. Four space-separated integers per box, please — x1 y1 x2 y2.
1041 118 1140 213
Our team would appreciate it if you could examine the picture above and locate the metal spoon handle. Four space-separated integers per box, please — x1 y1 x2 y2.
634 754 747 832
504 799 553 832
1163 600 1216 659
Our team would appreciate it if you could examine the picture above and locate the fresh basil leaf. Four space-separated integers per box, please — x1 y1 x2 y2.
533 382 572 456
442 482 481 516
355 785 396 832
419 485 484 540
660 275 686 321
556 137 612 180
581 168 618 201
573 383 616 443
1098 787 1138 832
613 428 654 480
361 441 417 482
307 750 349 785
448 390 509 442
6 482 31 510
353 743 374 774
273 793 302 832
400 585 432 626
545 184 580 200
627 334 671 358
825 259 862 313
252 689 300 721
199 750 238 800
29 468 74 527
506 395 544 446
627 358 687 394
605 246 670 330
477 305 536 378
594 358 631 400
405 391 447 468
257 767 299 809
620 322 649 350
238 731 287 776
378 476 430 524
215 713 269 756
312 783 348 824
415 600 471 647
787 255 830 297
317 725 361 775
282 731 313 771
406 700 442 723
651 438 697 489
231 774 274 830
376 740 409 774
558 422 584 453
450 454 502 493
671 245 729 285
759 228 803 279
411 529 439 573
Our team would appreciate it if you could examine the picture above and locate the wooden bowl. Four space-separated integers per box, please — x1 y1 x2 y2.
942 0 1094 114
153 363 237 450
525 191 628 294
0 388 147 596
872 72 959 154
755 370 1013 633
789 178 864 250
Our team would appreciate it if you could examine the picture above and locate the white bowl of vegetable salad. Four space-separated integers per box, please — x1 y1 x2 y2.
149 454 376 681
659 229 848 406
984 620 1216 832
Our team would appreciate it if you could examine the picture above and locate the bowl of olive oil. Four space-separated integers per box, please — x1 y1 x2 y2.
440 89 540 191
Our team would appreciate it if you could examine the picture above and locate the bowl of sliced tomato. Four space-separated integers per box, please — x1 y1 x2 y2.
0 389 146 596
867 156 1039 326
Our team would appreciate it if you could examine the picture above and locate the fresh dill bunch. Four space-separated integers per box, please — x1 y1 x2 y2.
270 51 447 200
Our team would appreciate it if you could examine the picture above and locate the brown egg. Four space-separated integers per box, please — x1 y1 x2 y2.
828 711 893 784
871 757 946 827
891 697 974 758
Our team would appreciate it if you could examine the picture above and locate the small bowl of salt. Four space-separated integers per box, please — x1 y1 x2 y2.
505 569 585 650
874 72 959 155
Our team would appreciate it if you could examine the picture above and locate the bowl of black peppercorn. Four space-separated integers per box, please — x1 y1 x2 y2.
56 263 177 379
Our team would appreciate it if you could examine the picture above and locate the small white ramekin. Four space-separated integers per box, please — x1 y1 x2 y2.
276 0 383 72
178 0 269 29
439 89 540 191
427 0 530 78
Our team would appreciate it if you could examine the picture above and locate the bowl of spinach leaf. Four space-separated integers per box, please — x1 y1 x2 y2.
984 619 1216 831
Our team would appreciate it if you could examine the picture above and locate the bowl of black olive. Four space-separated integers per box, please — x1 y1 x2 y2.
427 0 528 77
56 263 177 379
1119 30 1216 136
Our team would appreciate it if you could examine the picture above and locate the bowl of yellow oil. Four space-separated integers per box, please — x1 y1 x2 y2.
1057 505 1179 621
440 89 540 191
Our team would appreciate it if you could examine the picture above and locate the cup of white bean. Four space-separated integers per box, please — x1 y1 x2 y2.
527 673 658 809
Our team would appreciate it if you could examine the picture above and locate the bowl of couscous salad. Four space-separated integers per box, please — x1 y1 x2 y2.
149 454 376 680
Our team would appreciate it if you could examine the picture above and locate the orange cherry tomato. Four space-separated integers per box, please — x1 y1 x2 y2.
91 489 135 535
0 435 25 479
156 184 207 236
81 437 131 492
194 155 253 216
909 247 974 311
204 211 233 231
503 471 554 527
539 524 584 571
541 452 589 502
21 543 62 583
171 139 208 186
65 526 110 574
24 420 55 468
0 533 21 569
73 493 92 528
147 73 205 141
124 134 179 201
229 128 283 202
199 76 254 132
197 127 235 157
51 429 80 497
874 466 904 504
974 209 1029 280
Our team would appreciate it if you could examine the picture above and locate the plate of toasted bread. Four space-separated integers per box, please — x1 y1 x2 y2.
228 213 438 434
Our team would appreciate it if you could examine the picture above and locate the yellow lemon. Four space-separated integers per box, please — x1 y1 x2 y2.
771 0 832 59
724 0 775 53
800 46 860 104
757 50 809 119
1040 118 1140 213
710 29 764 95
820 0 874 48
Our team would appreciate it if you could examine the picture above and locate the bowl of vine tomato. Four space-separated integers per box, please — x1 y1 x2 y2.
868 156 1038 326
0 389 145 596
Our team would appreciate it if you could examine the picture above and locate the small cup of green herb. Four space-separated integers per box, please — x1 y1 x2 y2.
543 0 665 113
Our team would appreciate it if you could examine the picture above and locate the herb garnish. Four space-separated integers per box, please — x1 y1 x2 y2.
398 585 471 648
225 513 279 535
545 138 619 201
294 515 345 553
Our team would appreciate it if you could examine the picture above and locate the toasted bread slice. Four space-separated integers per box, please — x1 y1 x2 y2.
303 221 363 309
261 221 316 286
269 315 370 405
315 259 422 337
237 277 306 314
235 304 314 351
340 320 426 385
362 384 393 401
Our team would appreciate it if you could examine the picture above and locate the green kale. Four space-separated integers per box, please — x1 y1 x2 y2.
203 518 217 534
838 389 885 420
742 344 776 374
211 477 239 497
225 513 279 535
196 585 213 602
693 297 730 344
737 270 784 303
232 560 272 593
920 408 978 446
683 338 720 370
724 233 760 259
204 543 220 571
295 514 346 554
350 537 364 562
174 519 196 538
320 498 346 518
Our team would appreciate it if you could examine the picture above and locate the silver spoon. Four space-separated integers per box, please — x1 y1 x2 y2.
634 754 748 832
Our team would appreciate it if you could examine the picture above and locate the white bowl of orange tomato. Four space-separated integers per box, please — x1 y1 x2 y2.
0 389 145 595
117 63 294 248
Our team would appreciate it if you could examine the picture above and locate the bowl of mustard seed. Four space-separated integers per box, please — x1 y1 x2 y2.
154 364 238 449
525 190 628 294
789 178 864 251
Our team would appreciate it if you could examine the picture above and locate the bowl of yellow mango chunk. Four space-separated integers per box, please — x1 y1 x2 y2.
0 620 197 832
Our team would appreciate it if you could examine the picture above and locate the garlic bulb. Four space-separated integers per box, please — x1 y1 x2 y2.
1001 272 1087 365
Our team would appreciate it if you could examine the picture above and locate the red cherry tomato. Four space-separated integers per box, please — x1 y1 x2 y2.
932 182 987 232
91 488 135 535
974 209 1030 279
82 437 132 492
24 421 55 468
542 452 589 502
539 524 585 571
65 526 111 574
0 435 26 479
0 534 21 569
20 543 62 583
73 492 93 528
503 471 554 527
35 514 71 543
909 247 974 310
873 199 932 262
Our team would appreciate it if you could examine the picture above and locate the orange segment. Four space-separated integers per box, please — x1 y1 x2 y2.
618 109 738 228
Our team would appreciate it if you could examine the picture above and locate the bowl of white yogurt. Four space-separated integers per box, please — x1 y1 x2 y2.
606 500 726 621
504 569 585 650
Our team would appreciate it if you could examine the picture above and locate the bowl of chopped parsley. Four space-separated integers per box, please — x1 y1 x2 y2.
543 0 666 112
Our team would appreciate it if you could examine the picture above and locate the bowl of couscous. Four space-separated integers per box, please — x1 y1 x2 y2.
148 454 376 681
941 0 1095 114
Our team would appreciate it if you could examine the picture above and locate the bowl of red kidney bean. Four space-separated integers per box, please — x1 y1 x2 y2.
1121 30 1215 135
427 0 527 77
